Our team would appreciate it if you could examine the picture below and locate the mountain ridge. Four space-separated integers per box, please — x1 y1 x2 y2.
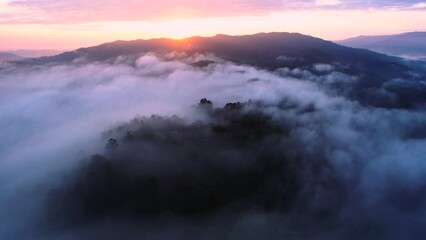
338 31 426 59
18 32 414 83
0 52 23 61
9 32 426 109
24 32 406 72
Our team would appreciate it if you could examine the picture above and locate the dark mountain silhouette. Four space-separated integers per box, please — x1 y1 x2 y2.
23 32 419 77
8 49 63 58
14 32 426 109
31 32 405 68
338 32 426 59
0 52 22 61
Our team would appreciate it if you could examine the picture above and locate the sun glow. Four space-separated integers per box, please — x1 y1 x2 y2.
1 8 425 50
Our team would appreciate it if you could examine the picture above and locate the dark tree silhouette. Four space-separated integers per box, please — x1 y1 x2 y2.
106 138 119 149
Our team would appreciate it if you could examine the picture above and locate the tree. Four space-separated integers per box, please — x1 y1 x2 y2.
199 98 213 105
106 138 119 149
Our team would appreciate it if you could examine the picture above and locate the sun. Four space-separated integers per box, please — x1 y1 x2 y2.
154 20 207 39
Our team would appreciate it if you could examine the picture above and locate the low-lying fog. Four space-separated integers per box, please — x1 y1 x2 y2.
0 53 425 240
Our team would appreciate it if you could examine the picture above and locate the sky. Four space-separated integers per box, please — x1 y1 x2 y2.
0 0 426 50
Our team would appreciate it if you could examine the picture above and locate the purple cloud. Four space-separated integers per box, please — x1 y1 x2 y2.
1 0 426 24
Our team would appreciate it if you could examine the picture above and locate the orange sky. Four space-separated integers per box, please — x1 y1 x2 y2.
0 0 425 50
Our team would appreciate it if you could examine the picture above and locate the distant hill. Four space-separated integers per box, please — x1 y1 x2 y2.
14 32 426 109
0 50 63 61
338 32 426 59
27 32 411 79
0 52 22 61
7 49 63 58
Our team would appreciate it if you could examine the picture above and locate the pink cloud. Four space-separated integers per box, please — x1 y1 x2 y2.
1 0 426 24
2 0 289 24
